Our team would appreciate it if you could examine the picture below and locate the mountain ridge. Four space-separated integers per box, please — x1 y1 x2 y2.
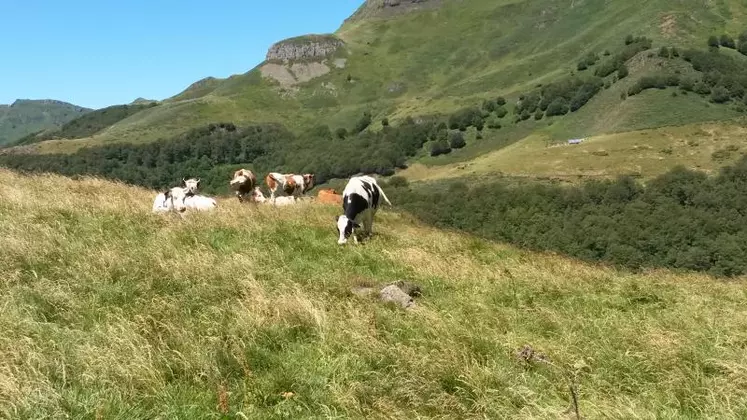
0 98 92 146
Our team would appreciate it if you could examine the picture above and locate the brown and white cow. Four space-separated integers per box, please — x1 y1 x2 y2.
265 172 315 200
229 169 258 203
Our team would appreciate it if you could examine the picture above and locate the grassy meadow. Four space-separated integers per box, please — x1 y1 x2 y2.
400 119 747 182
0 169 746 418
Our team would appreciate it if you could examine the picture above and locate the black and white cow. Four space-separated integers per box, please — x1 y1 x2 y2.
336 175 392 245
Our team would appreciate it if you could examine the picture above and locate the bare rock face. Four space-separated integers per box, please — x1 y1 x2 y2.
265 35 346 63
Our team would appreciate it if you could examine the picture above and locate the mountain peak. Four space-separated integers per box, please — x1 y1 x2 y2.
347 0 443 21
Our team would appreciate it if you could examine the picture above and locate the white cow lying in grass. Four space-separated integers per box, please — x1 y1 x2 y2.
152 187 189 213
152 178 217 213
184 195 217 211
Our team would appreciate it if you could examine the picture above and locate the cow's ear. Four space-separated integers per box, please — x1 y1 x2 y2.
164 189 171 197
196 178 201 185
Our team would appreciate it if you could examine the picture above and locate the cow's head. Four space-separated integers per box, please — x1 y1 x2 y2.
230 169 253 189
303 173 315 189
182 178 200 195
336 215 360 245
165 188 187 213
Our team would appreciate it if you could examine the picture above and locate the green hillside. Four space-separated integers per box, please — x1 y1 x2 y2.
11 102 159 146
10 0 747 153
0 99 91 146
2 169 747 418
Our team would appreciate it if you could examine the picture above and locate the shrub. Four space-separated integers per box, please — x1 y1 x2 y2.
625 34 635 45
628 74 680 95
708 35 720 48
487 116 502 129
679 77 696 92
496 96 506 106
694 81 712 95
534 110 544 120
429 138 451 156
617 64 629 79
577 61 588 71
335 127 348 139
494 107 508 118
381 117 389 127
711 85 731 103
659 46 670 58
546 98 569 116
387 176 408 188
448 107 483 131
448 131 466 149
720 34 736 49
354 111 372 133
671 47 680 57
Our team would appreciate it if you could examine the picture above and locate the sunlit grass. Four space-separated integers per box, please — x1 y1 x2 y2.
0 169 746 418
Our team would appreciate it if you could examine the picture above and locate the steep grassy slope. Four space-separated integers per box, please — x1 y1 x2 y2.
0 100 91 146
1 170 746 418
19 0 747 150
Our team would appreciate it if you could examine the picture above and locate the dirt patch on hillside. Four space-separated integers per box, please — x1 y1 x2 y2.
260 62 331 87
291 62 331 83
260 64 297 87
660 14 677 38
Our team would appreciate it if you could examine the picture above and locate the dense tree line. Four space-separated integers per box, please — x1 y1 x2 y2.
626 46 747 104
386 157 747 277
0 119 436 195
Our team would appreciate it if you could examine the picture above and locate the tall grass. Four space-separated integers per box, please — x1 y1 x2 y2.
0 169 746 418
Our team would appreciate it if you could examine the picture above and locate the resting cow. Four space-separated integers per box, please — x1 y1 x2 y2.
265 172 315 200
229 169 258 203
152 187 189 214
317 188 343 205
182 178 201 195
184 195 217 211
336 175 392 245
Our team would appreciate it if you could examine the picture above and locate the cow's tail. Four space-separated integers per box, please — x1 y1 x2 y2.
378 185 393 207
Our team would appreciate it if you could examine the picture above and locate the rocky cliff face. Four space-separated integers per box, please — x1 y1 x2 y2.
347 0 442 20
265 35 345 62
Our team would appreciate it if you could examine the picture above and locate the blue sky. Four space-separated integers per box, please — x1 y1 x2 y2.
1 0 363 109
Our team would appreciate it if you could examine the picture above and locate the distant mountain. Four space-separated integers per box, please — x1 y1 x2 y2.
0 99 92 146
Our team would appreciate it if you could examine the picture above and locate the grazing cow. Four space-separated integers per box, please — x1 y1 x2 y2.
229 169 258 203
184 195 217 211
152 187 189 214
317 188 343 205
265 172 315 199
182 178 201 195
336 175 392 245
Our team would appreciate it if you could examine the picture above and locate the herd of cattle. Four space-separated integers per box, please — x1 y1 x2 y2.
152 169 392 244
